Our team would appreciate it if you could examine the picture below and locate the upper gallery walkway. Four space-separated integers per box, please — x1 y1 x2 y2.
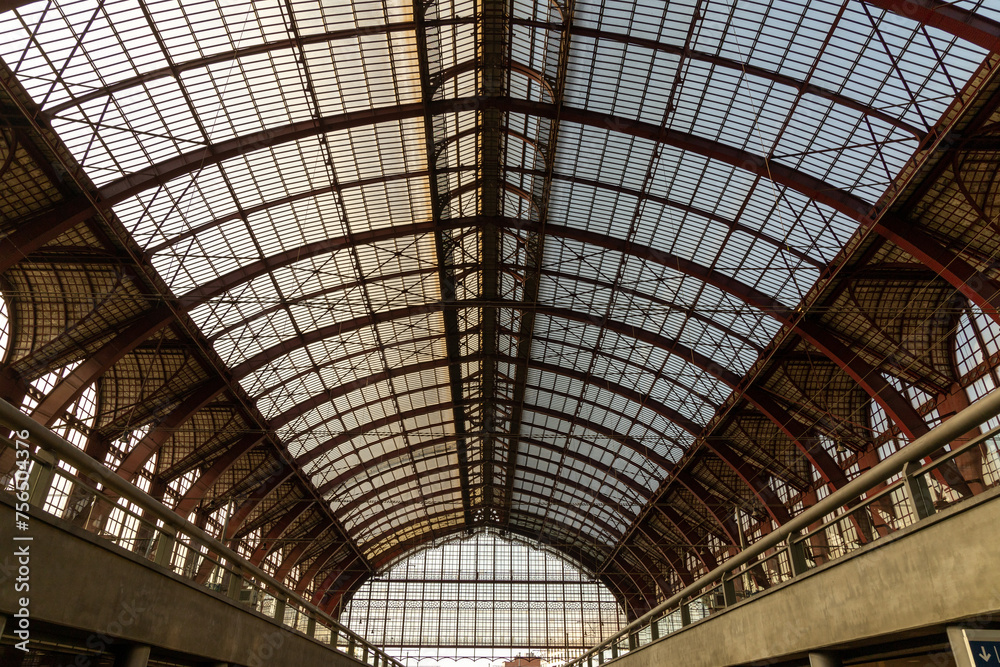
1 388 1000 666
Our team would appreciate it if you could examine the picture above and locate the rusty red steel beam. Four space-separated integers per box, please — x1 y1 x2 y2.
320 399 665 513
634 523 694 589
278 360 678 470
0 199 97 274
500 325 720 407
207 294 918 466
247 501 312 567
317 432 656 501
34 20 927 140
313 553 366 611
862 0 1000 53
273 522 333 584
307 387 788 529
702 439 791 524
344 467 637 539
353 485 626 549
115 380 230 479
39 18 474 119
349 471 623 542
173 432 265 515
21 100 1000 430
31 202 945 442
10 96 996 326
654 505 721 571
672 474 742 545
80 314 847 531
222 470 295 542
27 243 916 540
294 542 343 595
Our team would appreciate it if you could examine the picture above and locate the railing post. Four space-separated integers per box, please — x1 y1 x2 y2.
306 615 316 638
722 573 737 607
680 602 691 627
348 634 356 658
650 616 659 641
273 596 286 623
611 640 619 659
628 630 637 650
903 461 936 520
786 531 809 577
226 566 244 601
153 528 176 568
27 448 56 507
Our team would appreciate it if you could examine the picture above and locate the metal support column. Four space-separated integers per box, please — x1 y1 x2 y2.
808 652 842 667
114 644 151 667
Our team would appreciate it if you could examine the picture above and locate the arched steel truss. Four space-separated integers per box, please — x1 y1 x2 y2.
0 0 999 623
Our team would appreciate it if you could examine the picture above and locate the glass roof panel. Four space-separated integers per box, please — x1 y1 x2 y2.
2 0 996 608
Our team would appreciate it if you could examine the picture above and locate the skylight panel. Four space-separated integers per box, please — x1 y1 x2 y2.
0 0 168 107
340 178 433 232
182 50 312 143
113 164 237 252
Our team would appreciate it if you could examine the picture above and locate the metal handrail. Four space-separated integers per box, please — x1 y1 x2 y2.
569 387 1000 667
0 398 403 667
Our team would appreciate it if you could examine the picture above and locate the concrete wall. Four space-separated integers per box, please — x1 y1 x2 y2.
615 490 1000 667
0 495 368 667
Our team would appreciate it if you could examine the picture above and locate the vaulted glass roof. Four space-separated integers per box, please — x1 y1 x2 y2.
0 0 994 572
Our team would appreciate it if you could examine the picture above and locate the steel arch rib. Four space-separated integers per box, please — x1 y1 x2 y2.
247 501 312 567
173 433 264 515
294 542 343 595
315 432 657 501
343 463 639 535
861 0 1000 53
9 97 997 322
352 485 626 548
300 390 785 525
274 522 333 584
31 215 932 460
36 22 926 139
25 93 990 432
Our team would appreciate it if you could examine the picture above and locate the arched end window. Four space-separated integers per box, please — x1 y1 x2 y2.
342 529 627 665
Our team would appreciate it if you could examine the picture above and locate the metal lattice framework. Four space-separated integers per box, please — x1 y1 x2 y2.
1 0 1000 627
